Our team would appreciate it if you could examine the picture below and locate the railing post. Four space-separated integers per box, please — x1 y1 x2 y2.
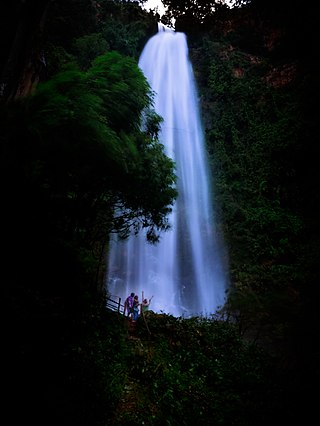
118 297 121 313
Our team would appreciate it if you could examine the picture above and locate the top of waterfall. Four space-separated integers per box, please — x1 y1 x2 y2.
158 22 174 33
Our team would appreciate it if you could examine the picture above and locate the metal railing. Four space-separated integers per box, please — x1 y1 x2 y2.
106 295 125 315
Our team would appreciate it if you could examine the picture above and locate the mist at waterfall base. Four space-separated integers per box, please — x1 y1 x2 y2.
107 26 228 318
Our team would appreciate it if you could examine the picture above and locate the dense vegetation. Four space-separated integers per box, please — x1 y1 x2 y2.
1 1 318 425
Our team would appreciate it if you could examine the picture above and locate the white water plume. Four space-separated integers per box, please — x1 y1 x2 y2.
107 24 228 317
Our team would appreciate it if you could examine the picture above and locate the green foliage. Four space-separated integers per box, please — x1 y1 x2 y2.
86 52 151 132
44 44 75 76
106 313 282 426
86 0 158 59
192 37 311 290
18 51 177 246
71 33 110 69
162 0 229 23
62 309 129 426
43 0 158 80
101 18 148 59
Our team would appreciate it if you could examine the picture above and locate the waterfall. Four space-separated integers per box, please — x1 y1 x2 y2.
107 24 228 317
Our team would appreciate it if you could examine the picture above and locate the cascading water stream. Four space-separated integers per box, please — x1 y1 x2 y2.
107 24 228 317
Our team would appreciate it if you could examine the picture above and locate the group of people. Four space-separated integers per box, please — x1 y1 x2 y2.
124 292 153 322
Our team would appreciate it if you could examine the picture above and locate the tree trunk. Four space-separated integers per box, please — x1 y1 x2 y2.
0 0 52 101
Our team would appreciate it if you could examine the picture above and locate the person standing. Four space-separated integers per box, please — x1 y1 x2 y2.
141 295 153 314
124 292 135 318
132 295 140 322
